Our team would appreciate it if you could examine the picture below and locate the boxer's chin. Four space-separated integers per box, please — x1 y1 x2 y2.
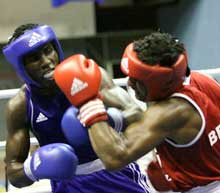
40 78 56 89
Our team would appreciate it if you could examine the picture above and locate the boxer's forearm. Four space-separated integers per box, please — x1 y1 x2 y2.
88 122 130 171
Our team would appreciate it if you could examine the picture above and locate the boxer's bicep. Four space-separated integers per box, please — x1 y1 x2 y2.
123 98 195 154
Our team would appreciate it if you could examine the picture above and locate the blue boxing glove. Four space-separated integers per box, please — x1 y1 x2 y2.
62 106 125 148
61 106 125 164
61 106 90 148
23 143 78 181
61 106 98 164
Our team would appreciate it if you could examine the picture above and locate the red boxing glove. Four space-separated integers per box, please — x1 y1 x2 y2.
78 98 108 127
54 54 101 107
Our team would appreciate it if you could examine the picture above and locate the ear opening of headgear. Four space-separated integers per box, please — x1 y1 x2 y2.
121 43 187 101
3 25 64 88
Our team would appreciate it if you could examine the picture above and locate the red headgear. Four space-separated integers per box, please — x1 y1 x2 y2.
121 43 187 101
54 54 101 107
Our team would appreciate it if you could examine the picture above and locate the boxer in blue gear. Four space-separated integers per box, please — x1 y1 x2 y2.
3 23 151 193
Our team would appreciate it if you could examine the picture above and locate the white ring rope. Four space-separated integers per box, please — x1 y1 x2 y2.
196 67 220 76
0 88 19 99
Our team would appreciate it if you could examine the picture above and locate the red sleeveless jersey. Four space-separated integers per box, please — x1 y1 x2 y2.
150 72 220 192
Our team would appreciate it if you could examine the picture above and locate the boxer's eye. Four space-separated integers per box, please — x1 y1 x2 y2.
24 52 41 64
30 53 41 62
43 45 53 55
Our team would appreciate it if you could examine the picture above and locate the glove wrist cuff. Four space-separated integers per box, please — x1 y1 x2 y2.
23 156 37 182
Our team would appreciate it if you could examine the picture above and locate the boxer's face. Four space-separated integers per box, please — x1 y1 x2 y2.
128 77 147 101
23 42 59 88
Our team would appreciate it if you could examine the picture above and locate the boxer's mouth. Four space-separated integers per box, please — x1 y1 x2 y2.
43 70 54 80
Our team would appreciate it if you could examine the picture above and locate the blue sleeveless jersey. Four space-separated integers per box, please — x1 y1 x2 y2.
25 87 151 193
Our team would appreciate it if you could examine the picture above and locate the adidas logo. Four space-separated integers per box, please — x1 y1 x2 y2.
71 78 88 96
28 32 43 47
36 112 48 123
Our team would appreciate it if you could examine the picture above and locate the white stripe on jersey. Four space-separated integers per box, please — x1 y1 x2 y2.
127 162 152 193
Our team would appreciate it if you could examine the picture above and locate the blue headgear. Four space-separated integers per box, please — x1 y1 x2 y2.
3 25 64 88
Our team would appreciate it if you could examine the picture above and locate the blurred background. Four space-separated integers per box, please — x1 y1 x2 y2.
0 0 220 191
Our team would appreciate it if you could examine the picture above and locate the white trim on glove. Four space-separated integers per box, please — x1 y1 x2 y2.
23 155 37 182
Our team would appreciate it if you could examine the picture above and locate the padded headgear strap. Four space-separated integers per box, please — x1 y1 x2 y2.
3 25 64 88
121 43 187 101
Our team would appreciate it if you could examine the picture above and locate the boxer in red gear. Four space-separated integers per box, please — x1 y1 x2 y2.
76 32 220 193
